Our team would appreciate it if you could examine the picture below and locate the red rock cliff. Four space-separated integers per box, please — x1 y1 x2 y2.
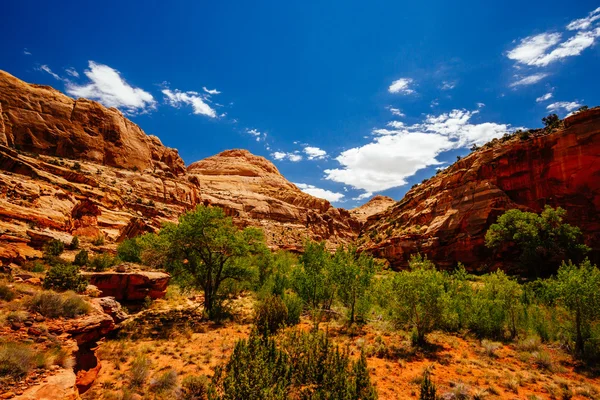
0 70 185 175
360 108 600 271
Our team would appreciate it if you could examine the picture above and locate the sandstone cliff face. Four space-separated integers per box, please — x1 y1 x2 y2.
0 71 360 263
188 149 359 250
360 108 600 271
0 70 185 175
350 195 396 223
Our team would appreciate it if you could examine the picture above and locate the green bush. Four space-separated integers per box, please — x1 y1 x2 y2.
150 369 178 394
0 283 15 301
44 239 65 257
419 369 438 400
213 329 377 399
69 236 79 250
283 293 303 326
117 238 142 263
130 354 151 388
92 234 105 246
28 291 90 318
254 295 288 335
390 255 448 345
73 249 89 267
43 264 88 293
89 253 119 271
181 375 211 400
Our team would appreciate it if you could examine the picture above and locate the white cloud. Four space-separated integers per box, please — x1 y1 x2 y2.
507 8 600 68
163 88 216 118
387 106 405 117
388 78 415 94
324 109 509 192
295 183 344 202
353 192 373 201
203 87 221 95
272 152 302 162
387 121 405 129
536 92 553 102
567 6 600 31
23 48 31 55
510 73 549 87
304 146 327 160
65 67 79 78
430 99 440 108
66 61 156 114
441 81 456 90
476 102 486 108
39 65 61 80
246 128 267 142
507 33 562 65
547 101 582 113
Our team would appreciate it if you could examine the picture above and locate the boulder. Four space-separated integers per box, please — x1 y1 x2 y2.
81 269 170 301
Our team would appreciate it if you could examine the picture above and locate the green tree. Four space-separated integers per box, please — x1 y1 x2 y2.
546 259 600 356
542 113 560 129
485 206 589 276
117 238 142 263
390 255 448 345
139 205 265 319
470 270 523 339
292 241 335 329
332 246 377 325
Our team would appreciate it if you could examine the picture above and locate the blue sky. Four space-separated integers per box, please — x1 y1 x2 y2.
2 1 599 207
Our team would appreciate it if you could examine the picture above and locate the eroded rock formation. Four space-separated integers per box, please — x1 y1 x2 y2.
360 108 600 271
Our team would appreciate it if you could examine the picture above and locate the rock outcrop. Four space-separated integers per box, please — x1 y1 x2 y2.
82 269 170 301
0 70 185 175
187 149 359 249
350 195 395 223
360 108 600 271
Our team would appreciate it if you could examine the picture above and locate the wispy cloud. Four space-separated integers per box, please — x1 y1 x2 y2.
387 106 405 117
23 48 32 56
536 92 553 102
66 61 156 114
352 192 373 201
295 183 344 202
246 128 267 142
510 73 549 87
65 67 79 78
547 101 581 113
203 87 221 95
38 65 61 80
163 88 216 118
388 78 415 94
507 7 600 68
440 81 456 90
324 109 509 192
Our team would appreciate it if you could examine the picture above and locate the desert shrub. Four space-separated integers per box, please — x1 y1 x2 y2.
181 375 211 400
130 354 151 388
0 342 39 378
254 294 288 335
443 264 474 332
150 369 178 393
28 291 90 318
73 249 89 267
517 336 542 352
283 293 303 326
331 245 377 325
89 253 119 271
117 238 142 263
71 162 81 171
92 234 105 246
44 239 65 257
544 259 600 357
0 283 15 301
531 350 554 371
469 270 523 339
419 369 437 400
389 255 448 345
213 329 377 399
542 113 560 129
481 340 501 357
43 264 87 292
69 236 79 250
292 240 337 329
